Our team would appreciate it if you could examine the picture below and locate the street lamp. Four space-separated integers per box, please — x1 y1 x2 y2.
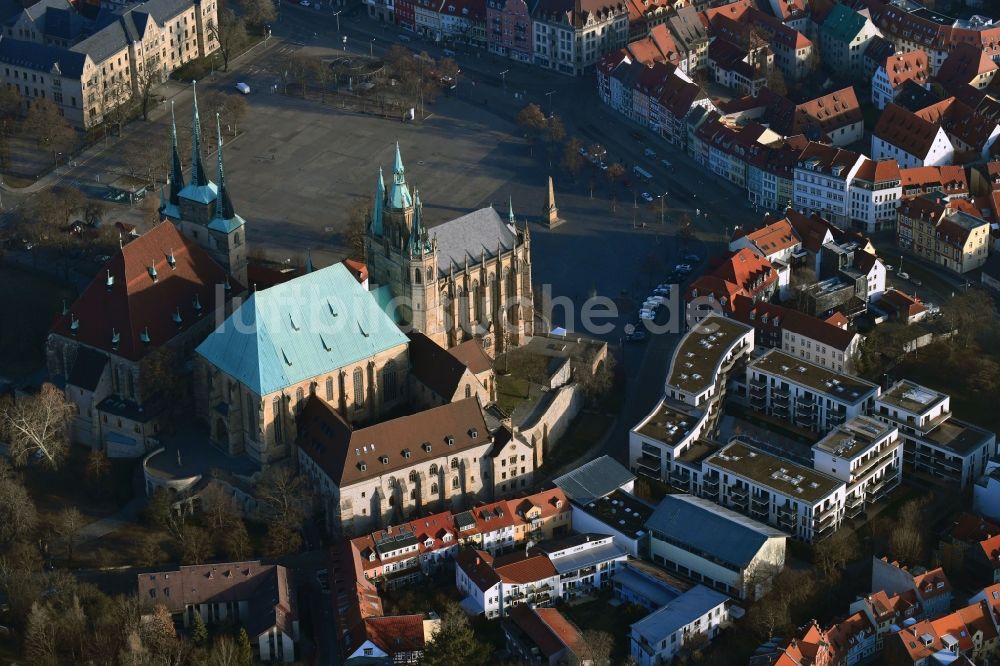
332 9 342 33
657 190 668 225
544 90 555 114
370 38 375 57
499 69 509 90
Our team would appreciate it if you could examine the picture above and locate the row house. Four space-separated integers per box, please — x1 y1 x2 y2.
455 534 627 618
936 42 999 93
702 439 847 543
504 606 588 666
793 142 867 228
350 512 460 589
623 22 682 69
486 0 532 62
743 348 880 434
686 247 782 319
874 380 997 488
859 0 1000 75
849 589 924 653
629 316 754 484
732 298 863 373
872 103 954 168
0 0 219 129
729 214 802 268
531 0 628 76
758 87 864 147
848 157 902 232
871 558 954 624
818 3 882 77
745 137 806 212
917 96 1000 163
622 0 673 41
780 614 877 666
409 0 487 45
665 5 708 73
705 121 778 190
628 585 730 665
744 8 814 82
872 50 930 110
896 193 990 274
812 415 902 521
899 164 968 199
889 602 999 665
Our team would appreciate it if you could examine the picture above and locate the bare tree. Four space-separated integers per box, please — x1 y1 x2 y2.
136 69 159 121
223 519 252 561
517 103 547 155
573 630 614 666
210 9 248 72
237 0 275 28
24 602 59 666
263 523 302 558
54 507 84 565
0 476 37 545
23 98 75 157
254 466 311 529
560 138 584 180
0 383 75 469
179 525 214 564
814 527 860 580
200 483 239 530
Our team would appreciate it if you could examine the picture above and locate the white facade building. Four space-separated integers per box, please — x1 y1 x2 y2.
792 144 866 227
744 349 880 434
812 415 902 520
873 380 997 488
629 585 730 665
703 440 847 543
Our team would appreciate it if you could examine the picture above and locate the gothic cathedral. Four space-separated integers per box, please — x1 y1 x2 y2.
366 144 534 357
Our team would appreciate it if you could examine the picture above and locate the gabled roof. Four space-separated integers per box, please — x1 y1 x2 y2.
553 455 636 504
355 615 426 656
298 396 489 487
645 494 786 570
448 339 493 374
853 158 901 184
880 289 927 319
880 50 929 91
937 42 998 91
821 4 868 44
195 263 407 396
430 207 519 275
408 331 470 400
51 222 235 362
743 217 799 255
508 606 583 659
873 103 944 159
630 585 728 644
733 298 859 352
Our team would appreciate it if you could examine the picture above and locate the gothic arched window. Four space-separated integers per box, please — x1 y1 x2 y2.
353 367 364 408
272 396 283 444
383 361 398 401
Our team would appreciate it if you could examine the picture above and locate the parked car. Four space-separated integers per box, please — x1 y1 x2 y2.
644 148 656 158
661 159 672 167
654 287 670 297
639 309 655 320
675 264 692 273
883 263 894 272
641 192 654 203
683 253 700 262
897 271 910 281
578 147 588 157
910 278 922 287
299 0 310 6
235 82 250 94
626 329 647 342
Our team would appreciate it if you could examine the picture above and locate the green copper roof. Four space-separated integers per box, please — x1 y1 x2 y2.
387 142 412 210
196 263 408 396
821 4 867 43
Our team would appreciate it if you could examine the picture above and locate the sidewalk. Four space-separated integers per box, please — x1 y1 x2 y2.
1 36 282 196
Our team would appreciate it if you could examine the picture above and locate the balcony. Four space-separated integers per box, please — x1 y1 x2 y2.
730 485 749 500
776 511 796 530
636 457 660 477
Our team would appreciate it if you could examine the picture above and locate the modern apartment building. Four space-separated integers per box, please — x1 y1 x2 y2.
812 415 902 520
629 316 754 484
873 380 997 488
0 0 219 129
702 439 846 543
744 349 880 434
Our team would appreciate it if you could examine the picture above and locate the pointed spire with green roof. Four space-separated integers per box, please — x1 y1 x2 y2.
169 101 184 205
508 195 515 225
190 81 208 187
372 166 385 236
387 142 412 210
208 114 243 233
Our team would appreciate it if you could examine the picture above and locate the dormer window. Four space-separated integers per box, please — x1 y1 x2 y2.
193 294 203 314
111 329 120 350
380 455 389 465
172 307 183 327
403 448 411 458
446 436 455 446
140 327 151 345
106 270 114 290
359 462 367 471
148 265 158 282
167 249 176 268
423 442 432 453
470 429 478 439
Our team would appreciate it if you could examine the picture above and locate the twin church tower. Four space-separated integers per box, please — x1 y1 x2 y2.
162 87 532 357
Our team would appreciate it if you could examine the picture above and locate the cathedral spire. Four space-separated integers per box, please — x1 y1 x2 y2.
410 188 423 256
213 113 236 221
393 141 404 176
372 166 385 236
306 251 314 274
169 101 184 205
508 196 515 225
190 81 208 187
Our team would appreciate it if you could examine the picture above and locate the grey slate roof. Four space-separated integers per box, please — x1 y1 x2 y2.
428 206 518 275
644 495 786 571
553 455 636 504
0 38 86 77
630 585 728 644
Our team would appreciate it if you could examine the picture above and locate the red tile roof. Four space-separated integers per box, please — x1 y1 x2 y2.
733 297 858 352
357 614 426 655
880 289 927 319
826 612 875 664
900 165 969 197
882 50 930 91
494 552 558 583
980 534 1000 570
913 567 952 603
509 606 583 659
342 258 368 283
873 103 943 159
853 158 901 183
448 339 494 373
507 488 569 523
937 42 998 90
51 222 236 361
744 218 800 255
951 512 1000 543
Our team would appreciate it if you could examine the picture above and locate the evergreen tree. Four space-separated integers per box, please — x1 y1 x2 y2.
191 611 208 646
237 628 253 665
421 605 489 666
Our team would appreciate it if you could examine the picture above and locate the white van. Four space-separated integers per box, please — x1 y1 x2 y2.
443 48 456 57
633 165 652 181
235 82 250 95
